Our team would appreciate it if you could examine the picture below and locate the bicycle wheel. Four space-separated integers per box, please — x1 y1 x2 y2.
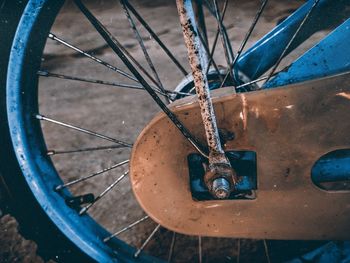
3 0 350 262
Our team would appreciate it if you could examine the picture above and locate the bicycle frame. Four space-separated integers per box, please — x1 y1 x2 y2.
239 0 350 83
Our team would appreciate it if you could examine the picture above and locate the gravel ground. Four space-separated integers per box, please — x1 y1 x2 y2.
1 0 330 262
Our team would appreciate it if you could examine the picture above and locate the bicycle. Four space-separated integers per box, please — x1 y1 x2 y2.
1 0 350 262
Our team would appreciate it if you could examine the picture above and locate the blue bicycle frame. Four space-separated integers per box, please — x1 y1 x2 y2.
239 0 350 84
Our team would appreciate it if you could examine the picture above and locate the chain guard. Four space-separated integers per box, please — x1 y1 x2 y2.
130 72 350 239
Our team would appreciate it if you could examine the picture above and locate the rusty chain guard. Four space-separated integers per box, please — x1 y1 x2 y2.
130 72 350 239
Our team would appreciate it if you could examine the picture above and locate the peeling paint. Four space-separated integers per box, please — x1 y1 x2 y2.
240 94 248 130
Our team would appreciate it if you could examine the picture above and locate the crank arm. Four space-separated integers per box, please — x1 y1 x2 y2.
130 72 350 239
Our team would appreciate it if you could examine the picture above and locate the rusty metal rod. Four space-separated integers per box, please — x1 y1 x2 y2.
176 0 224 159
176 0 236 198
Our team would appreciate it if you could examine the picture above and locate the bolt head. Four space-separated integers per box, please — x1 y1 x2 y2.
212 178 231 199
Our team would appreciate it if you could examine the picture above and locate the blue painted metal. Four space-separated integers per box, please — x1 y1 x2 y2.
312 149 350 185
265 18 350 88
288 241 350 263
6 0 161 262
236 0 350 80
7 1 118 262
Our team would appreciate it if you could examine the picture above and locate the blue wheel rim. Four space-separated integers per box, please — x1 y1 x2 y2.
6 0 161 261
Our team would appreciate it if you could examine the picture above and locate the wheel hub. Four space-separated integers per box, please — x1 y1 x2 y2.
173 68 258 100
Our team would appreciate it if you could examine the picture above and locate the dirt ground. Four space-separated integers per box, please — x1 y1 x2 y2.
1 0 331 262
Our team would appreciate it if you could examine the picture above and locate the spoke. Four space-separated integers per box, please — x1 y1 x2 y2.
48 32 137 82
206 29 220 75
74 0 207 158
221 0 269 87
203 0 215 16
103 215 150 242
198 236 203 263
38 70 142 90
37 70 170 98
55 160 129 191
233 0 268 69
193 0 209 49
263 240 271 263
188 86 196 94
205 0 229 75
122 0 188 76
168 90 192 97
263 0 320 85
134 224 161 258
74 0 165 93
120 0 168 103
197 31 223 82
236 76 268 89
234 73 279 91
236 239 241 263
36 114 132 148
47 144 126 156
167 232 177 263
213 0 235 80
79 170 129 215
